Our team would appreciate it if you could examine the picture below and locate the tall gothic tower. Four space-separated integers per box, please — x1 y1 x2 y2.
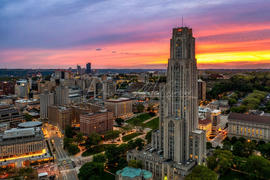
159 27 204 164
127 26 206 179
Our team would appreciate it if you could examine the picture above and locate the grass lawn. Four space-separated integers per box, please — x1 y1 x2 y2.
142 117 159 130
122 132 142 142
126 113 153 125
82 144 113 157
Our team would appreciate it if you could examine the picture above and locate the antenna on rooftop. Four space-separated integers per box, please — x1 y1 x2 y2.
182 16 184 27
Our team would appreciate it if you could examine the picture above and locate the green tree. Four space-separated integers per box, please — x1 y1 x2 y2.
104 130 120 140
63 137 73 149
67 144 80 155
128 160 142 169
134 138 144 150
115 118 124 126
105 145 127 171
206 142 212 150
76 133 84 144
136 103 145 113
85 133 102 149
207 156 217 170
231 136 238 144
230 105 247 113
78 162 104 180
258 143 270 159
245 155 270 179
207 149 233 175
65 125 75 138
232 141 245 157
222 141 231 151
185 165 218 180
146 131 152 144
93 154 106 163
23 113 33 121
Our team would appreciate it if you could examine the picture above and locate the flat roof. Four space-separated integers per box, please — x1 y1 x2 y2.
228 112 270 125
18 121 42 128
2 128 35 139
106 97 131 102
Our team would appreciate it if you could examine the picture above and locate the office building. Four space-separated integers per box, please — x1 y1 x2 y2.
103 80 116 100
127 27 206 179
86 62 91 74
0 81 15 95
105 98 133 119
0 127 46 159
55 85 69 105
15 80 29 98
198 79 206 102
206 110 221 134
80 109 113 135
228 113 270 142
48 106 72 132
40 90 54 119
0 104 23 128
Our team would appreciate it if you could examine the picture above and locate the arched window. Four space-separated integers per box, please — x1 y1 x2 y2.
168 121 175 160
176 39 182 59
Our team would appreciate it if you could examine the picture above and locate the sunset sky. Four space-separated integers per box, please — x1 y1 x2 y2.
0 0 270 69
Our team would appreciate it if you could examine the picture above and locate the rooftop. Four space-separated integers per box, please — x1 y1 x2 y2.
2 128 35 139
116 167 152 179
106 97 131 102
228 112 270 125
18 121 42 128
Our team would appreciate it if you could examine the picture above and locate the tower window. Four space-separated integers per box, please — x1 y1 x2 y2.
176 39 182 59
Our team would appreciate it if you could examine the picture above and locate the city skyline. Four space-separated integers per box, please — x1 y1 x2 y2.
1 0 270 69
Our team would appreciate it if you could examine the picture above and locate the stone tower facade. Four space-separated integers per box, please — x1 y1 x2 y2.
160 27 202 163
127 27 206 180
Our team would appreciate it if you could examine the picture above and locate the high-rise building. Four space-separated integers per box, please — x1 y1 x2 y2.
15 80 29 98
55 85 69 105
127 27 206 179
103 80 116 100
86 62 91 74
40 90 54 119
77 65 82 75
198 79 206 101
0 81 15 95
48 106 72 132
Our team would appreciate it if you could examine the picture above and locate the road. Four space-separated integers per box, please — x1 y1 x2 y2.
44 124 78 180
211 130 227 148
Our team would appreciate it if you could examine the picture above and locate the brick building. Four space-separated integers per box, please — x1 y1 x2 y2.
80 110 113 135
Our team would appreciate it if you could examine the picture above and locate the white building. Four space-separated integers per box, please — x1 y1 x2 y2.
15 80 29 98
228 113 270 142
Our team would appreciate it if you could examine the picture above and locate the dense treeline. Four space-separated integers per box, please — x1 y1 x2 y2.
208 73 270 100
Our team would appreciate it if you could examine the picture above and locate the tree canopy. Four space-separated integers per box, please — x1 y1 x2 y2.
185 165 218 180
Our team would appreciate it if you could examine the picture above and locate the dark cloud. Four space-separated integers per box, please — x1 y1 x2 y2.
96 48 102 51
198 29 270 43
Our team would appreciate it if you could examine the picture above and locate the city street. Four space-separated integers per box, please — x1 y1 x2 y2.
44 124 78 180
211 129 227 147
